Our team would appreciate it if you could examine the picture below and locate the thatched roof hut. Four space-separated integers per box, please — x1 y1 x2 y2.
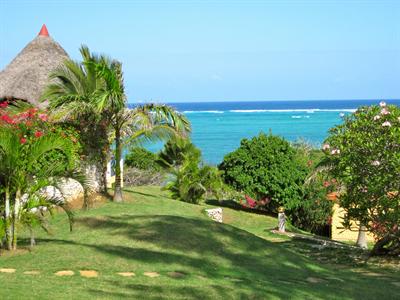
0 25 69 108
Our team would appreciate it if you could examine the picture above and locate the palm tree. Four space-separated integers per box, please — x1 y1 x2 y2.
42 45 110 196
0 126 83 250
111 104 191 202
44 46 191 202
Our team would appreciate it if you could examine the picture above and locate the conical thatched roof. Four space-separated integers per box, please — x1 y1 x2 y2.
0 25 69 108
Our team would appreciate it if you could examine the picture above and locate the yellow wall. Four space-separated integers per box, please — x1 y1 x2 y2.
331 204 375 242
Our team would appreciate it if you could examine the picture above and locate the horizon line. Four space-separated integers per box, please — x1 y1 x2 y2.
128 98 400 104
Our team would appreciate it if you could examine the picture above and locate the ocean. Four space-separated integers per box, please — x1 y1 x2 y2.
128 100 400 165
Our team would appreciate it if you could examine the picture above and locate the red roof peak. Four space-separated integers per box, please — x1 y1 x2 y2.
38 24 49 37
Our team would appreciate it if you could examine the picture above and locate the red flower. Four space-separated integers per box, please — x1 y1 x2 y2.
20 138 27 144
323 181 330 188
34 131 43 138
0 102 8 108
1 114 14 124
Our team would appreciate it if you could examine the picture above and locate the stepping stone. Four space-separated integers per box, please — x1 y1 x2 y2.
143 271 160 278
0 268 16 273
55 270 74 276
23 271 40 275
79 270 98 278
117 272 136 277
167 271 185 278
306 277 325 283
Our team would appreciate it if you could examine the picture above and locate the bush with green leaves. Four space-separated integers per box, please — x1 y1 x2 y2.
291 175 334 234
219 133 309 212
323 102 400 255
125 147 160 171
160 137 222 204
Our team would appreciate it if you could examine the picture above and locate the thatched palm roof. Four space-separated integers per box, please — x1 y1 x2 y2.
0 25 69 108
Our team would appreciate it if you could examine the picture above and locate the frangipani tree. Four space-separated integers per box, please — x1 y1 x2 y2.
322 102 400 255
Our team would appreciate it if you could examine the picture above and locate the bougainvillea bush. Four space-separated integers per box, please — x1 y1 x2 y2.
0 102 82 251
323 102 400 255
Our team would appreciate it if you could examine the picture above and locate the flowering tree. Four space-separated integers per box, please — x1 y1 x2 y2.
323 102 400 255
0 102 83 251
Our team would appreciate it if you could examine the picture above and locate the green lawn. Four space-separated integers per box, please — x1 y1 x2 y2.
0 186 399 299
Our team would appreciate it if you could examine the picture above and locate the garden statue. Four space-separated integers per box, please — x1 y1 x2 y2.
278 207 286 232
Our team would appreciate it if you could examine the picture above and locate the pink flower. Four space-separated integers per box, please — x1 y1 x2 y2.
38 113 48 121
34 131 43 138
322 144 330 150
382 121 391 127
0 102 8 108
379 101 386 107
380 108 390 115
371 160 380 166
20 138 27 144
331 149 340 155
373 115 381 121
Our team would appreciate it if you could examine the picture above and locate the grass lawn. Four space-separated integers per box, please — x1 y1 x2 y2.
0 186 399 299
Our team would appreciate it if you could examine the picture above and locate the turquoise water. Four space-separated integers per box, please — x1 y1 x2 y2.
185 109 347 164
129 100 400 165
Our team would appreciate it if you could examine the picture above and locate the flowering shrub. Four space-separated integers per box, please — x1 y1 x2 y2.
323 102 400 255
0 102 81 170
0 101 82 250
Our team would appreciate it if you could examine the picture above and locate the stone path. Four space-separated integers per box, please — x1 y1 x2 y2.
0 268 189 279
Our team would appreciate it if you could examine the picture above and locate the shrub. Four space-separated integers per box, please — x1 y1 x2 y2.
125 147 160 171
219 133 308 212
160 137 222 204
291 176 334 234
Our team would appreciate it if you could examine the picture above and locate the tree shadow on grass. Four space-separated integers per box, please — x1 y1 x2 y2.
205 199 277 218
122 189 161 199
36 214 397 299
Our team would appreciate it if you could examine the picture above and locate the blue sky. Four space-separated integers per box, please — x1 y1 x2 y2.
1 0 399 103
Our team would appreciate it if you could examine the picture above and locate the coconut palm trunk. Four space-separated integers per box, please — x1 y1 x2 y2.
113 127 123 202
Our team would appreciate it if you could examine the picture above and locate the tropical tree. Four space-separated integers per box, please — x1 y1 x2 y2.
44 46 190 203
110 104 191 202
42 45 110 195
0 105 84 250
322 102 400 254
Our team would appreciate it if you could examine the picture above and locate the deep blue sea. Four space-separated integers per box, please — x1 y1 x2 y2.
128 100 400 165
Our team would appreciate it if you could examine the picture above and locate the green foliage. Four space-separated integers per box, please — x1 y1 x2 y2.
0 105 83 250
323 102 400 254
219 133 308 212
125 147 160 171
292 175 334 234
161 137 222 204
157 136 200 169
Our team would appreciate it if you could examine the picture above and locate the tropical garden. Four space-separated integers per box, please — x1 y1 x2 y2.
0 46 399 299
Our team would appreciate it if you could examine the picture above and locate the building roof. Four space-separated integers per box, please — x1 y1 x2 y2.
0 25 69 108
